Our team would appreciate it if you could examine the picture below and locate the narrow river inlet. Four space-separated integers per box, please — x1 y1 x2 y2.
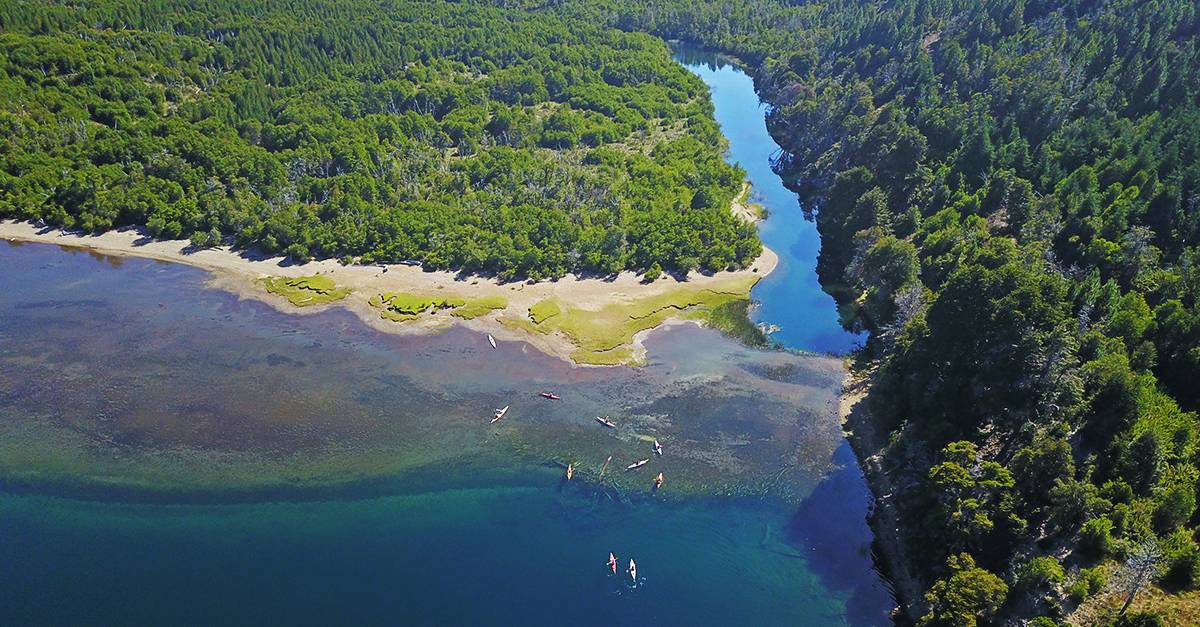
0 48 892 625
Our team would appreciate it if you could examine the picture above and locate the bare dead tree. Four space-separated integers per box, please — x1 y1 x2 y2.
1117 538 1163 616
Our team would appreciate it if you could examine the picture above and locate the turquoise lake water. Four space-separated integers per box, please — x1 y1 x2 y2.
0 49 891 625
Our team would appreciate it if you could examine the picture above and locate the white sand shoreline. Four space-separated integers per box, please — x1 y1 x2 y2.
1 219 777 365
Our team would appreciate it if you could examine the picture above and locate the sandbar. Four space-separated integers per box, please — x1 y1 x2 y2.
0 219 777 365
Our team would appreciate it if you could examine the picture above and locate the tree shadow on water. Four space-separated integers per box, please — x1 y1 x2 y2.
784 440 897 626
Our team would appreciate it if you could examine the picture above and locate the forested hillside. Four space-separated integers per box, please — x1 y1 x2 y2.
536 0 1200 623
0 0 760 279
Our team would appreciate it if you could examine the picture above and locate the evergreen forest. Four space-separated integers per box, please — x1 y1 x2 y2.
0 0 760 280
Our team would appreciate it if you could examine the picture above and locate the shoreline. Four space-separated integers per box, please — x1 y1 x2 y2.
0 219 777 366
839 367 926 622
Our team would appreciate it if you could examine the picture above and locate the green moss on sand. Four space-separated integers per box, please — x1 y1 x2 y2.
528 299 562 323
571 345 640 366
263 275 351 306
451 296 508 319
370 291 473 321
505 276 759 365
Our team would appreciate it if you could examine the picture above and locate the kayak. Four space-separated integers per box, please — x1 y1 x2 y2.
488 334 497 349
608 552 618 574
566 463 573 480
628 558 637 581
489 405 509 424
539 392 560 400
625 459 649 471
654 472 664 488
595 416 616 428
653 439 663 455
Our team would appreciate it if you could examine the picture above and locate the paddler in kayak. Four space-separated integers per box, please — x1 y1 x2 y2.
565 463 573 480
654 472 664 489
607 552 617 574
628 558 637 581
653 439 663 455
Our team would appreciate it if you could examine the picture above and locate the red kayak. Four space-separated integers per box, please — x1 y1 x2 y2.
539 392 560 400
608 552 618 574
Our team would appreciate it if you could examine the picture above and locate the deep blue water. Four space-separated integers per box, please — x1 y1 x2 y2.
0 49 892 626
676 46 866 355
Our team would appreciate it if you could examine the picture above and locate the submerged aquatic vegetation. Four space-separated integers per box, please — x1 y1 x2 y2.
698 300 769 348
262 275 351 306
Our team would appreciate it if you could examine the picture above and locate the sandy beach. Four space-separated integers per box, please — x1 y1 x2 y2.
1 219 777 365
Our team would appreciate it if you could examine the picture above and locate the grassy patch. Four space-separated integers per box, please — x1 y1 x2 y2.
571 345 640 366
369 291 472 321
262 275 351 306
529 299 563 323
451 296 508 319
504 276 759 365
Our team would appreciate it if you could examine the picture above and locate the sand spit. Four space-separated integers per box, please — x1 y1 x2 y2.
1 220 777 365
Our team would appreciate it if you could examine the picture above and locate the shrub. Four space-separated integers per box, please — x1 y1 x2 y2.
643 262 662 282
1017 556 1065 591
283 242 311 263
1153 482 1197 534
1080 517 1116 558
1068 566 1107 603
920 553 1008 627
1159 529 1200 590
189 229 215 249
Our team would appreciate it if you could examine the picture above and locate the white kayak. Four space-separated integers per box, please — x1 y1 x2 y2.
488 334 497 349
625 458 649 471
489 405 509 424
628 558 637 581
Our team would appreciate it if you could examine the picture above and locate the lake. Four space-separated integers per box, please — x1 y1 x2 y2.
0 48 891 625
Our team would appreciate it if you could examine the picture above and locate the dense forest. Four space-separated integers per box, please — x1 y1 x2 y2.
0 0 760 280
523 0 1199 624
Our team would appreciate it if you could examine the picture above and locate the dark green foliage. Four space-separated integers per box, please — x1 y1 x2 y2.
1067 566 1107 602
1015 556 1065 592
1080 517 1117 559
0 0 759 279
920 553 1008 627
924 441 1025 562
1010 428 1075 511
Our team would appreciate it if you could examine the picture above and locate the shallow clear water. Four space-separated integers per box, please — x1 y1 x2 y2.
0 49 891 625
